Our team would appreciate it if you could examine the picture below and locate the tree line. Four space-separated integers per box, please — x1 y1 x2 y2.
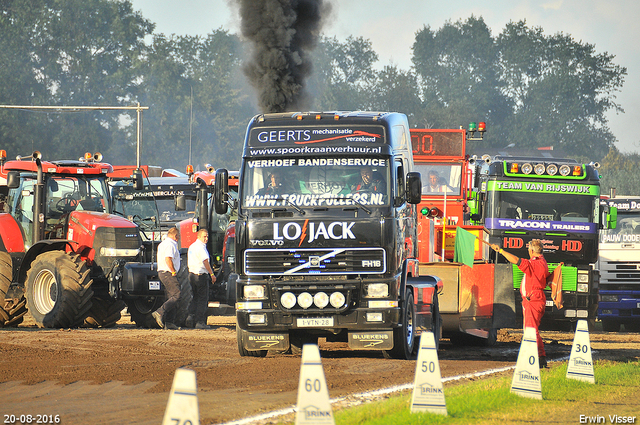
0 0 635 192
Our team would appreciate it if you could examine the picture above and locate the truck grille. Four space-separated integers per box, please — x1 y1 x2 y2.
600 261 640 290
244 248 385 275
512 264 578 291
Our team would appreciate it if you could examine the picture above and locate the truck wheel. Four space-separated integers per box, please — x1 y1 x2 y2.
602 319 620 332
0 252 24 327
236 324 267 357
0 251 11 299
430 292 442 351
483 327 498 346
25 251 93 328
83 297 126 328
125 296 164 328
384 288 417 360
0 297 27 327
290 331 319 356
624 322 640 332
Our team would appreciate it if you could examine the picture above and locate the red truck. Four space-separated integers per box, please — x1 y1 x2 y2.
411 128 511 344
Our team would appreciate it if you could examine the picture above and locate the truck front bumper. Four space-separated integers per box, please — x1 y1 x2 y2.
236 306 401 331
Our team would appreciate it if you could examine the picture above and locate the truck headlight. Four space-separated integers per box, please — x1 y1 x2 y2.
243 285 266 299
281 292 296 309
366 283 388 298
314 292 329 309
100 247 140 257
577 272 589 283
330 292 346 308
577 283 589 293
297 292 313 309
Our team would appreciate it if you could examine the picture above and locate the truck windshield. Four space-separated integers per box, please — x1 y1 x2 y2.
112 189 196 223
485 189 596 223
414 163 462 196
601 212 640 242
46 175 110 216
240 157 390 208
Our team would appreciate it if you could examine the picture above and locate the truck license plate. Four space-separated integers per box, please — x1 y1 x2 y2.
297 317 333 327
546 300 554 307
149 281 161 290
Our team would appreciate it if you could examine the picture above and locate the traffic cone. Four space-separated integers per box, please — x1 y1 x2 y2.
295 344 334 425
410 332 447 415
510 327 543 399
566 320 595 383
162 368 199 425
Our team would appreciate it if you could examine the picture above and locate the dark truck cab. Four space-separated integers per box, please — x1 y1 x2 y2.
214 111 442 359
476 157 616 328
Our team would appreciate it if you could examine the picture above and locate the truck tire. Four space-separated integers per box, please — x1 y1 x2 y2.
290 331 319 355
237 324 267 357
25 251 93 328
83 297 126 328
384 288 417 360
430 292 442 351
0 251 11 300
602 319 621 332
1 297 27 327
0 252 25 327
125 296 164 328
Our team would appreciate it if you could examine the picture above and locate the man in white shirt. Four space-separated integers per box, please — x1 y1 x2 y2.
152 227 181 330
186 229 216 329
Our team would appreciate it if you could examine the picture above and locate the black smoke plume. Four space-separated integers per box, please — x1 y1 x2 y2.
237 0 329 113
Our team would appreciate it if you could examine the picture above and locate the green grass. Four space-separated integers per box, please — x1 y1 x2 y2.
329 360 640 425
281 360 640 424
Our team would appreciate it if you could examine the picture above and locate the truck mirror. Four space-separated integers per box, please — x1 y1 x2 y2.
214 168 229 215
6 171 20 189
133 169 144 190
607 206 617 230
175 194 186 211
405 172 421 204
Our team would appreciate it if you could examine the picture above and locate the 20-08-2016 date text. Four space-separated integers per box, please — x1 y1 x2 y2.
4 415 60 424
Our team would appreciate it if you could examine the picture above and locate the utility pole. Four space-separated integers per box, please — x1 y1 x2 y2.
0 104 149 166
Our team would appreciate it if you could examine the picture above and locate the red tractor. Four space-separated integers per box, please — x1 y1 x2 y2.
0 151 158 328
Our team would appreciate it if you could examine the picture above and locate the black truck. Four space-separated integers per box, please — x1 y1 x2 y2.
473 156 616 329
214 111 442 359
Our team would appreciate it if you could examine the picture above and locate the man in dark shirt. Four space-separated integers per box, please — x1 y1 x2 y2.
352 167 382 192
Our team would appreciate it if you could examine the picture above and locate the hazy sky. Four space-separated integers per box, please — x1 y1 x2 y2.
129 0 640 154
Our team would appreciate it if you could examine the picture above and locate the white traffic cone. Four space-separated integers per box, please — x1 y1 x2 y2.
510 327 543 399
410 332 447 415
162 368 199 425
566 320 595 383
295 344 334 425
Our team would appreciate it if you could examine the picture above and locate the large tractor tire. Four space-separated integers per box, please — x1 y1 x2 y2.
0 251 16 326
0 297 27 327
384 287 417 360
0 251 11 300
83 297 126 328
125 296 164 328
25 251 93 328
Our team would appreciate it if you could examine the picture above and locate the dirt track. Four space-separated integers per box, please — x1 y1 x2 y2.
1 313 639 425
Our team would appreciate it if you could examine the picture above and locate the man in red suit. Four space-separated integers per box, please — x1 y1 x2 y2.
491 239 550 368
